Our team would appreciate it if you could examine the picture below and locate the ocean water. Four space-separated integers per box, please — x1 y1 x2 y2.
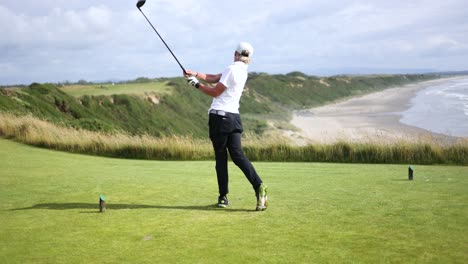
400 76 468 137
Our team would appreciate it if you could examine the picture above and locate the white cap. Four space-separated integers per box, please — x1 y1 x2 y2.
236 42 254 57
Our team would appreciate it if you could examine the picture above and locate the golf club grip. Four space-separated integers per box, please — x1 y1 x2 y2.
138 9 187 74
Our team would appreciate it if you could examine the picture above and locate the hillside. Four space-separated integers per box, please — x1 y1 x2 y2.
0 73 438 138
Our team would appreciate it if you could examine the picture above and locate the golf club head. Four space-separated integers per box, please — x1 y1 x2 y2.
136 0 146 9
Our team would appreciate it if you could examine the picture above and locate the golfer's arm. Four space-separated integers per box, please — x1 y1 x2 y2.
198 82 226 98
197 72 221 84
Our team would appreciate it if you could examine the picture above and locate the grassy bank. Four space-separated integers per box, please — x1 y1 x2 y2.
1 113 467 165
1 138 467 263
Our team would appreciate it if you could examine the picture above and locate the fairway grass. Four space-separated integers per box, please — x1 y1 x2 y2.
1 138 467 263
59 81 172 97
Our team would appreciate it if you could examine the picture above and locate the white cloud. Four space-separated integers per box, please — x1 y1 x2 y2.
0 0 467 84
0 5 116 50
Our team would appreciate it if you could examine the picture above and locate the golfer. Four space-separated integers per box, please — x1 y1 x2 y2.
184 42 268 211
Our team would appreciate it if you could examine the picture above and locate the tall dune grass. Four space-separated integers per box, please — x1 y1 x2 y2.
243 141 468 165
1 113 467 164
0 113 212 160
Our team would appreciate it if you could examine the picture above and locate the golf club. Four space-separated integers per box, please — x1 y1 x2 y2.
136 0 187 74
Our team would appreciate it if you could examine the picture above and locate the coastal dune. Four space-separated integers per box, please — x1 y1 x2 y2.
286 78 459 144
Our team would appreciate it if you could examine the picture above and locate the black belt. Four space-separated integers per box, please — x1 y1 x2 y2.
209 109 227 116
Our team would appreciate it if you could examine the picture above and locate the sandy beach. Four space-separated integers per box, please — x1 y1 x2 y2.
286 78 462 144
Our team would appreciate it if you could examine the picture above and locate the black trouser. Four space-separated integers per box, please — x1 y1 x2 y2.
209 112 263 197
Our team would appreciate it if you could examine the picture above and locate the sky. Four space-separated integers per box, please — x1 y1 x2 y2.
1 0 467 85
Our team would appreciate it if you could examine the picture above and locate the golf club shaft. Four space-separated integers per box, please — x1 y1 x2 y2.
138 8 187 75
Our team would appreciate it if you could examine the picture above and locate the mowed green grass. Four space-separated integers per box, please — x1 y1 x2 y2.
0 138 467 264
59 81 172 97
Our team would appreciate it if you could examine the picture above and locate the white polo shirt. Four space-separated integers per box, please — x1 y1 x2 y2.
209 61 248 114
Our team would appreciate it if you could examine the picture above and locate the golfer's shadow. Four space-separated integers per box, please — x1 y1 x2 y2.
11 203 253 212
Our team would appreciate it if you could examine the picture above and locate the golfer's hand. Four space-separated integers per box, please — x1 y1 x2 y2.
187 76 200 89
184 70 197 77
